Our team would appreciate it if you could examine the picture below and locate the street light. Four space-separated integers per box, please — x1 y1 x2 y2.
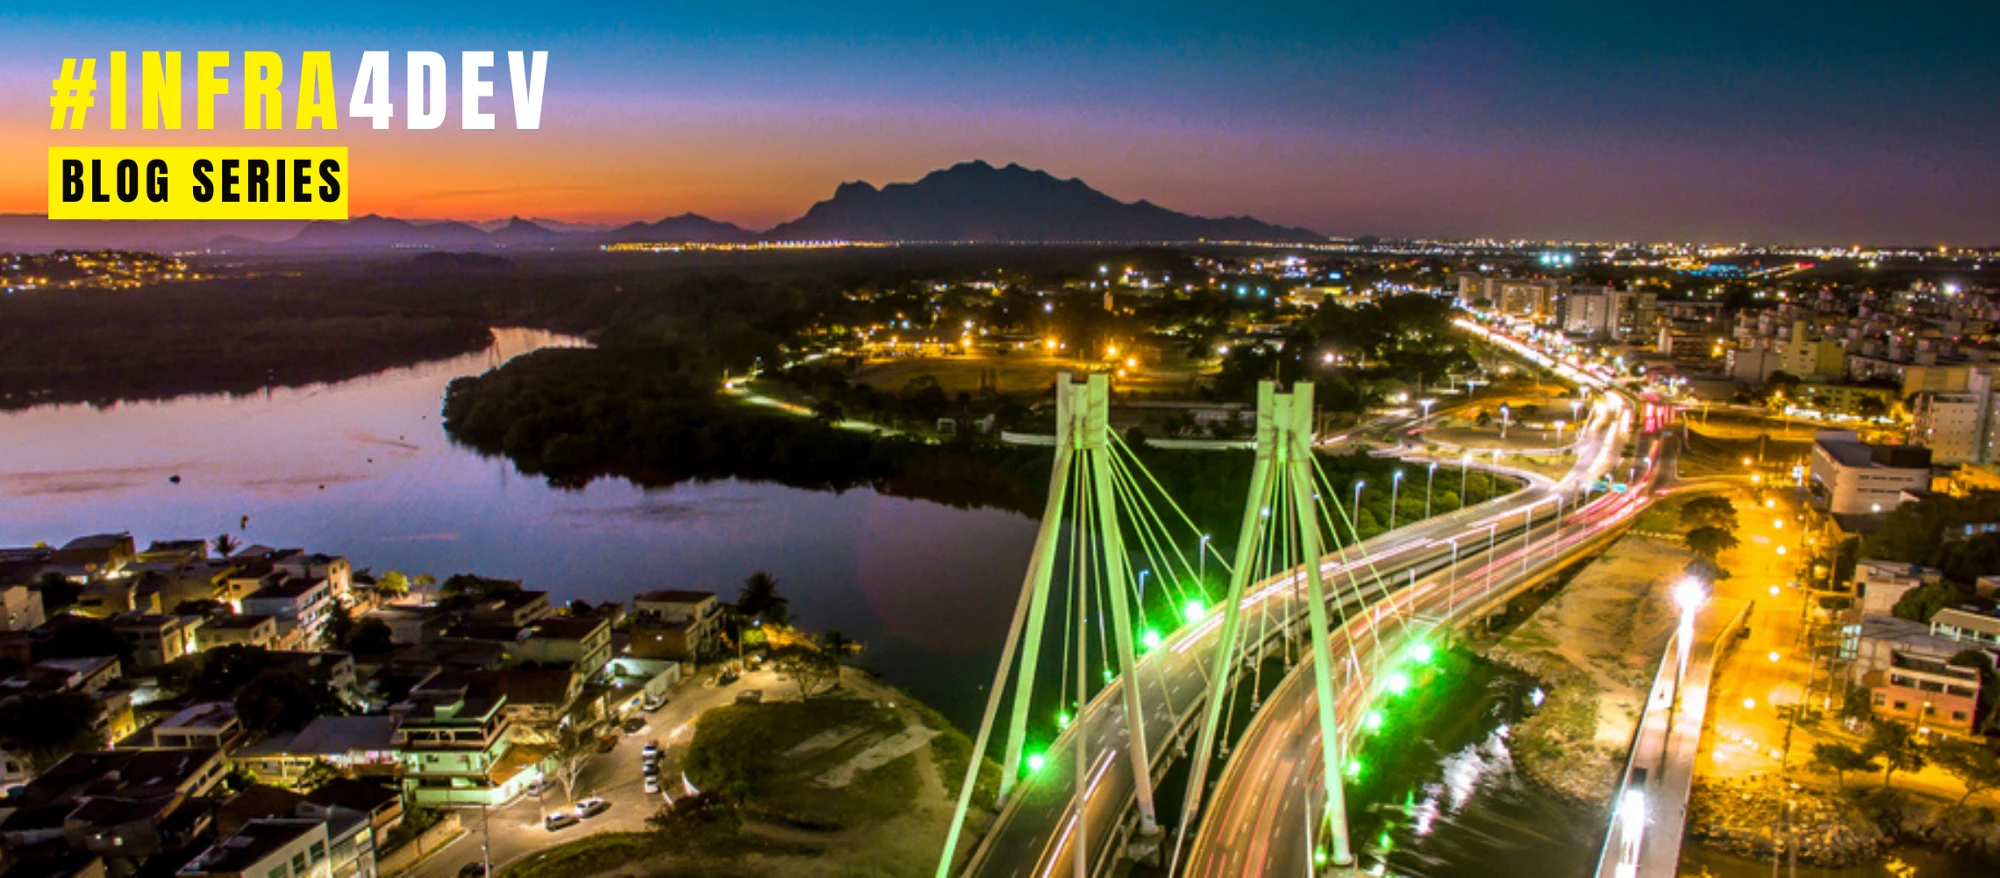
1199 534 1212 583
1390 470 1404 530
1425 462 1438 520
1500 404 1512 440
1420 398 1435 422
1554 419 1566 447
1351 480 1366 531
1571 399 1583 423
1674 577 1707 693
1138 568 1150 605
1460 453 1472 505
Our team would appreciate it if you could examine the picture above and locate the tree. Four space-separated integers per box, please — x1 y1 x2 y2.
320 602 354 651
40 619 133 664
1680 496 1738 531
817 629 858 659
236 669 345 734
736 572 790 628
773 647 840 700
545 723 597 805
0 691 104 772
33 572 81 615
1811 741 1877 789
1856 396 1889 421
296 758 343 793
811 398 844 425
1863 721 1927 788
374 570 410 596
1932 738 2000 808
566 598 594 617
213 533 240 558
437 574 520 610
1685 526 1740 561
344 618 394 655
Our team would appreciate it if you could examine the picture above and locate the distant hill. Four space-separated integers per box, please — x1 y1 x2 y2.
763 160 1324 243
485 216 564 245
283 214 490 250
0 215 305 251
608 213 756 244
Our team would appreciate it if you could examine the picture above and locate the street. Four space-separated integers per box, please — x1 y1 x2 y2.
404 666 796 878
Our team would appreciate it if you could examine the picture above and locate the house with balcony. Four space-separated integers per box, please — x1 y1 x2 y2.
242 580 332 649
0 748 227 864
108 613 202 672
390 690 537 807
200 615 281 651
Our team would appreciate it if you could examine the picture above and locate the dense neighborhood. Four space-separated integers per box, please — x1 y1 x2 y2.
0 533 766 878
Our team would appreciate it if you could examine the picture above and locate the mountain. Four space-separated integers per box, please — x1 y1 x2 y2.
762 160 1324 243
282 214 490 249
0 214 305 251
485 216 564 245
608 213 756 244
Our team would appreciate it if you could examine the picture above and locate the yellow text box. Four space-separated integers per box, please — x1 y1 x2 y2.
48 146 348 220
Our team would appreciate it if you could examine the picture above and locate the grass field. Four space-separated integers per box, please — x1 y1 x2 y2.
683 699 919 829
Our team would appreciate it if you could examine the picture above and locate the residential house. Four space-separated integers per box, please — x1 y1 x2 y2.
200 616 280 651
175 819 332 878
139 702 247 753
242 580 332 649
3 585 46 632
107 614 201 672
0 748 227 862
391 689 537 807
628 590 725 662
234 717 399 789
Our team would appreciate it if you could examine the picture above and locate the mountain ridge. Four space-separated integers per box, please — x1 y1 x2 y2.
0 161 1325 251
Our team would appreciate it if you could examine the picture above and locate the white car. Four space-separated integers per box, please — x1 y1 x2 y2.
574 797 609 819
643 773 660 794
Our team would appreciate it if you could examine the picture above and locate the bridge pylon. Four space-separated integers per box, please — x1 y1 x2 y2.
1170 379 1354 871
936 372 1166 877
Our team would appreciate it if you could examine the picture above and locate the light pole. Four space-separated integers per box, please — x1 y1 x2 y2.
1420 398 1435 422
1447 537 1459 616
1389 470 1404 530
1138 569 1150 606
1554 419 1566 447
1673 577 1707 704
1486 522 1499 594
1199 534 1211 584
1571 398 1583 424
1351 480 1366 532
1460 453 1471 505
1500 404 1511 440
1425 462 1438 520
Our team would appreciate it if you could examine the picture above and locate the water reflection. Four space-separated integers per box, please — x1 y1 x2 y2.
0 328 1035 726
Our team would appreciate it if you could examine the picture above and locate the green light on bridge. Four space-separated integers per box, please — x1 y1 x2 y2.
1026 753 1047 774
1313 848 1329 867
1345 757 1364 780
1057 711 1072 730
1142 628 1163 651
1385 670 1412 696
1410 641 1435 665
1363 709 1383 732
1182 598 1207 624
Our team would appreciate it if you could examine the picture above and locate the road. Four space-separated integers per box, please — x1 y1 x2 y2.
1181 424 1665 877
962 325 1639 878
406 667 795 878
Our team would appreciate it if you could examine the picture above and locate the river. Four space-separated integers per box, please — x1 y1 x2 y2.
0 328 1036 728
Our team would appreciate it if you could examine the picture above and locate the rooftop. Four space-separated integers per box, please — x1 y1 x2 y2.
180 819 323 875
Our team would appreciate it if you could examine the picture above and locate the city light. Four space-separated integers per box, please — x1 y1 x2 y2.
1141 628 1163 651
1364 709 1384 732
1026 753 1046 774
1182 598 1207 624
1385 670 1412 695
1057 711 1072 729
1410 641 1434 665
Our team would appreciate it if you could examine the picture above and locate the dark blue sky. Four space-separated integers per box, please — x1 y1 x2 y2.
4 1 1995 242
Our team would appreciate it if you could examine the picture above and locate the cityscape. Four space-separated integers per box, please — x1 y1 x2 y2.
6 3 2000 878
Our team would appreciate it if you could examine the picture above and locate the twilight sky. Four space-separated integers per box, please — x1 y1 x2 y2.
2 1 1995 243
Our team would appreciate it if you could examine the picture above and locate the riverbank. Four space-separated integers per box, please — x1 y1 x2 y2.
1484 535 1686 808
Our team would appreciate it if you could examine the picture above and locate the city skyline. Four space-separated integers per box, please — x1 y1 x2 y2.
3 1 1997 244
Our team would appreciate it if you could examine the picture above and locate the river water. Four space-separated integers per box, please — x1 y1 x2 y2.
0 329 1036 728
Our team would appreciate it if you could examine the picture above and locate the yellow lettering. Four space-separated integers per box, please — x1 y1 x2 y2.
244 51 282 130
196 51 230 130
141 51 182 130
296 52 337 130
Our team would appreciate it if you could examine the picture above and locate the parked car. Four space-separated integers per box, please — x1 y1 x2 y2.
734 689 764 706
717 671 739 686
621 716 645 734
643 693 668 711
642 740 660 762
458 863 487 878
543 812 580 831
644 773 661 794
596 734 618 753
575 797 610 819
